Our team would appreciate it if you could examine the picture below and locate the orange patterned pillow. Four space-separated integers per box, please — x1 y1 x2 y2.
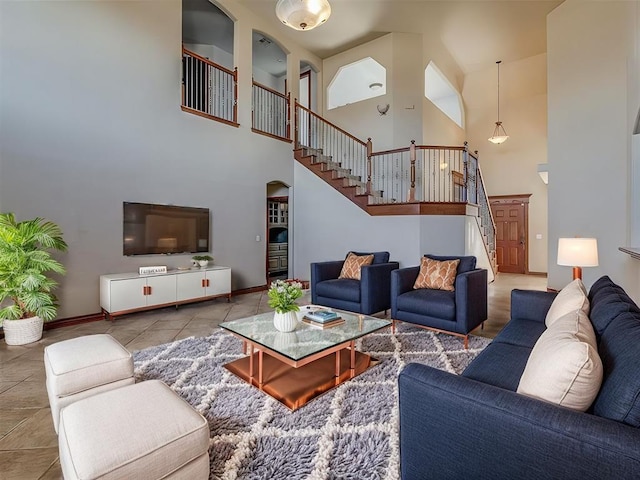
413 257 460 291
339 252 374 280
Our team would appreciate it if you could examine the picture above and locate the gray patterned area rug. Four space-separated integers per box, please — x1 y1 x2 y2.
133 323 491 480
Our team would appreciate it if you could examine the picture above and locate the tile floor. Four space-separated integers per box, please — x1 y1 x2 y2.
0 272 546 479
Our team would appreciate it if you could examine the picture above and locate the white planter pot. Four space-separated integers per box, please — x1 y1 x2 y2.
273 311 298 332
197 260 209 267
3 316 44 345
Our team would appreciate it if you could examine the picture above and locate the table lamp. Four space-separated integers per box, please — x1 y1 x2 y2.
557 238 599 280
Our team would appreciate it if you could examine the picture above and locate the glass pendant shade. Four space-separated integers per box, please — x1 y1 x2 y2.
276 0 332 31
488 60 509 144
488 121 509 144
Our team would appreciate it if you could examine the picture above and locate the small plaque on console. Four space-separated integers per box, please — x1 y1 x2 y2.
139 266 167 275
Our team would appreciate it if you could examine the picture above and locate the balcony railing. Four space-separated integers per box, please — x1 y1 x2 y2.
181 47 238 126
369 144 467 203
252 81 290 142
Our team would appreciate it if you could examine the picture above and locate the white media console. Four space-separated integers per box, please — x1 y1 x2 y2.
100 265 231 319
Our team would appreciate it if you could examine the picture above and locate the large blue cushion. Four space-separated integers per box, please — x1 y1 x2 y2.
592 311 640 427
425 254 476 274
492 319 546 349
348 251 390 264
462 342 531 391
588 275 640 338
315 279 360 303
397 288 455 321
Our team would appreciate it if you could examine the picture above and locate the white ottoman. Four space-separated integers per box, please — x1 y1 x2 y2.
58 380 210 480
44 334 134 433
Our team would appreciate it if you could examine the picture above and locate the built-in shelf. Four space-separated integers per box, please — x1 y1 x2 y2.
619 247 640 260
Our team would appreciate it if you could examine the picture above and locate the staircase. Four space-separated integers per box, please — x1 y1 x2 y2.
294 147 385 211
293 103 498 276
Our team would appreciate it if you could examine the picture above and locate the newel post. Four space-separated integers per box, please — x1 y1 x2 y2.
294 99 299 149
366 138 373 194
407 140 416 202
474 149 479 205
286 92 291 142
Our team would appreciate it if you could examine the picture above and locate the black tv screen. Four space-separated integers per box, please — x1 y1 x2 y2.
123 202 210 256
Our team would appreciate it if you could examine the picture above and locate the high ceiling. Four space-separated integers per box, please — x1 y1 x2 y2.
236 0 562 74
183 0 563 76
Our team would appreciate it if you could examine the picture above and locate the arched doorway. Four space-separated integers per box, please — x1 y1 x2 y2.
266 181 291 284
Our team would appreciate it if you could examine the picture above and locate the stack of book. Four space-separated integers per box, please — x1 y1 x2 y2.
302 309 344 329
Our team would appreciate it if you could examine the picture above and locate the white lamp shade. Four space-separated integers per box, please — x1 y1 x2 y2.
276 0 332 31
557 238 599 267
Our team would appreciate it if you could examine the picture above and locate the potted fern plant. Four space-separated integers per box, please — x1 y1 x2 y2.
0 213 67 345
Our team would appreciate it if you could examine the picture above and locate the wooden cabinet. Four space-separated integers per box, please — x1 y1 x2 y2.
100 266 231 319
268 243 288 273
268 201 288 225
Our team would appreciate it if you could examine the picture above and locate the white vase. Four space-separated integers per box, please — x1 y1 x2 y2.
273 311 298 332
273 331 298 349
197 260 209 267
3 316 44 345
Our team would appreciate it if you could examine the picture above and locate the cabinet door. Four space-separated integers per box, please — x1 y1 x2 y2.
109 278 148 312
206 268 231 296
146 275 177 307
176 271 206 301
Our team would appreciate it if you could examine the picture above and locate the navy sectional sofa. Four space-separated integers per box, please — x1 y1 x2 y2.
398 275 640 479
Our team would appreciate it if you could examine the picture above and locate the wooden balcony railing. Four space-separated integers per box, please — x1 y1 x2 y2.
369 143 467 203
181 47 238 127
252 81 290 142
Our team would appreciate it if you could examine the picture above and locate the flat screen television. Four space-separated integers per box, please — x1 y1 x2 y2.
123 202 210 256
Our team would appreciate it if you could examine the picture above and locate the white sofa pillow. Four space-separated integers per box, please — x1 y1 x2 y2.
545 278 589 327
517 309 603 412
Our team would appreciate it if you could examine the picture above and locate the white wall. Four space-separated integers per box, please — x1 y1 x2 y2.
184 43 233 70
0 0 320 318
463 54 548 273
547 0 639 295
421 30 466 146
322 35 395 149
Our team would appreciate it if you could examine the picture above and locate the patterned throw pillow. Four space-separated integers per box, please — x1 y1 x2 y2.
339 252 374 280
413 257 460 291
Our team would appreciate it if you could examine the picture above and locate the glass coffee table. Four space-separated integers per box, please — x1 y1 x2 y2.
220 307 391 410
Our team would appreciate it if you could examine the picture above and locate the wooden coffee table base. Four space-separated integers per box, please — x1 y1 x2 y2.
224 349 378 411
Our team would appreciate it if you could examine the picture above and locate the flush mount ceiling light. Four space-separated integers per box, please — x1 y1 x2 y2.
488 60 509 145
276 0 332 31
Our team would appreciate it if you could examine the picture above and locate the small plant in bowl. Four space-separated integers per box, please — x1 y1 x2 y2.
192 255 213 267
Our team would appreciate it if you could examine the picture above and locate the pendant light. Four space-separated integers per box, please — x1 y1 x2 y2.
275 0 332 31
488 60 509 144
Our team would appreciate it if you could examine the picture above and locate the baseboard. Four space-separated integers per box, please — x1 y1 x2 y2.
44 313 105 330
1 287 270 338
233 284 268 295
527 271 548 277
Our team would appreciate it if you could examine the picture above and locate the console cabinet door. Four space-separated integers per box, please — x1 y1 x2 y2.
176 271 206 301
109 278 148 312
206 268 231 296
145 275 177 307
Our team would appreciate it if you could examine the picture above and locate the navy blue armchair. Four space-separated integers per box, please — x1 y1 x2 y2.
311 251 399 315
391 254 487 348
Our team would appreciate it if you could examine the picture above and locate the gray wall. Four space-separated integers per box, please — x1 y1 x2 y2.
0 1 295 318
547 1 640 296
